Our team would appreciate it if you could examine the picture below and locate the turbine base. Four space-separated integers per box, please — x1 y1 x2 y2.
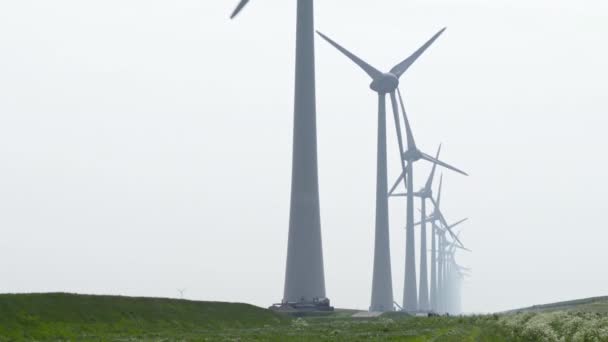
269 298 334 313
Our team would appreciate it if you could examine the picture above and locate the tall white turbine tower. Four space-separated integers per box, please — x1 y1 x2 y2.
231 0 330 309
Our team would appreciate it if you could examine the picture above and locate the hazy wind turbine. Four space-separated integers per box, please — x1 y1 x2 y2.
230 0 329 307
437 225 468 313
427 175 469 250
390 144 441 311
438 232 457 313
316 28 447 312
433 211 469 313
431 219 467 312
444 243 457 313
454 263 472 313
453 266 469 314
393 91 468 311
416 176 468 312
444 240 467 314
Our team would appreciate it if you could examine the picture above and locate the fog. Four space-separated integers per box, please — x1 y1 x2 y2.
1 0 607 313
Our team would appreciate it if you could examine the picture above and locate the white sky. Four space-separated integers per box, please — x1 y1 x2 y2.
1 0 607 313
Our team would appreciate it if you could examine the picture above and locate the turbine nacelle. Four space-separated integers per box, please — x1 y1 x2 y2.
418 187 433 199
370 73 399 94
403 148 423 162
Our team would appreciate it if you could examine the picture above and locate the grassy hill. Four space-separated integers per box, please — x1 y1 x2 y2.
508 296 608 314
7 293 607 341
0 293 514 341
0 293 288 341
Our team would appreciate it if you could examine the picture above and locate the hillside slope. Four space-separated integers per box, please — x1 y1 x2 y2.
0 293 288 341
508 296 608 314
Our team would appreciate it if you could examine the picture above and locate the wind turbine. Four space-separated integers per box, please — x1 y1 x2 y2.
416 176 468 313
230 0 329 308
432 205 469 313
392 91 468 312
390 144 442 311
433 219 467 313
438 232 456 313
419 173 470 253
438 225 469 314
440 242 455 314
316 28 447 312
454 262 472 314
444 239 468 314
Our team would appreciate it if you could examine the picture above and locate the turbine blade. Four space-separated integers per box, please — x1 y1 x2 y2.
424 144 442 191
396 88 416 151
421 153 469 176
447 218 469 230
445 224 465 249
414 216 435 227
449 243 457 253
390 27 447 78
388 170 406 196
455 244 472 252
436 175 443 209
230 0 250 19
389 91 410 196
417 208 438 225
391 193 408 197
430 197 466 249
316 31 383 80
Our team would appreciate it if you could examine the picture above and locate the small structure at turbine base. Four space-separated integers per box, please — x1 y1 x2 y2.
269 297 334 313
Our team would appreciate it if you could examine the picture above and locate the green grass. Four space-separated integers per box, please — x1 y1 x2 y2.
0 293 288 341
0 293 509 341
3 293 606 341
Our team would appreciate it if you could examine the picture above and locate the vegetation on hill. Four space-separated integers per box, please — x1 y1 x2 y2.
2 293 608 341
498 311 608 341
0 293 509 341
0 293 288 341
509 296 608 314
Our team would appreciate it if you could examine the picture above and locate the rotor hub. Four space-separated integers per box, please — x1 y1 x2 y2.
370 73 399 93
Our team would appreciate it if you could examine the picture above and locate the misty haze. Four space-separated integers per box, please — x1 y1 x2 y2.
1 0 607 341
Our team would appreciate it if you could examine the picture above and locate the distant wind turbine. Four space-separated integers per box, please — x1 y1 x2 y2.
390 144 442 311
177 288 186 300
316 28 448 312
444 237 469 314
416 176 468 312
392 89 468 312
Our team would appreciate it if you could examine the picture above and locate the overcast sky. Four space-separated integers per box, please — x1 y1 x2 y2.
1 0 607 313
